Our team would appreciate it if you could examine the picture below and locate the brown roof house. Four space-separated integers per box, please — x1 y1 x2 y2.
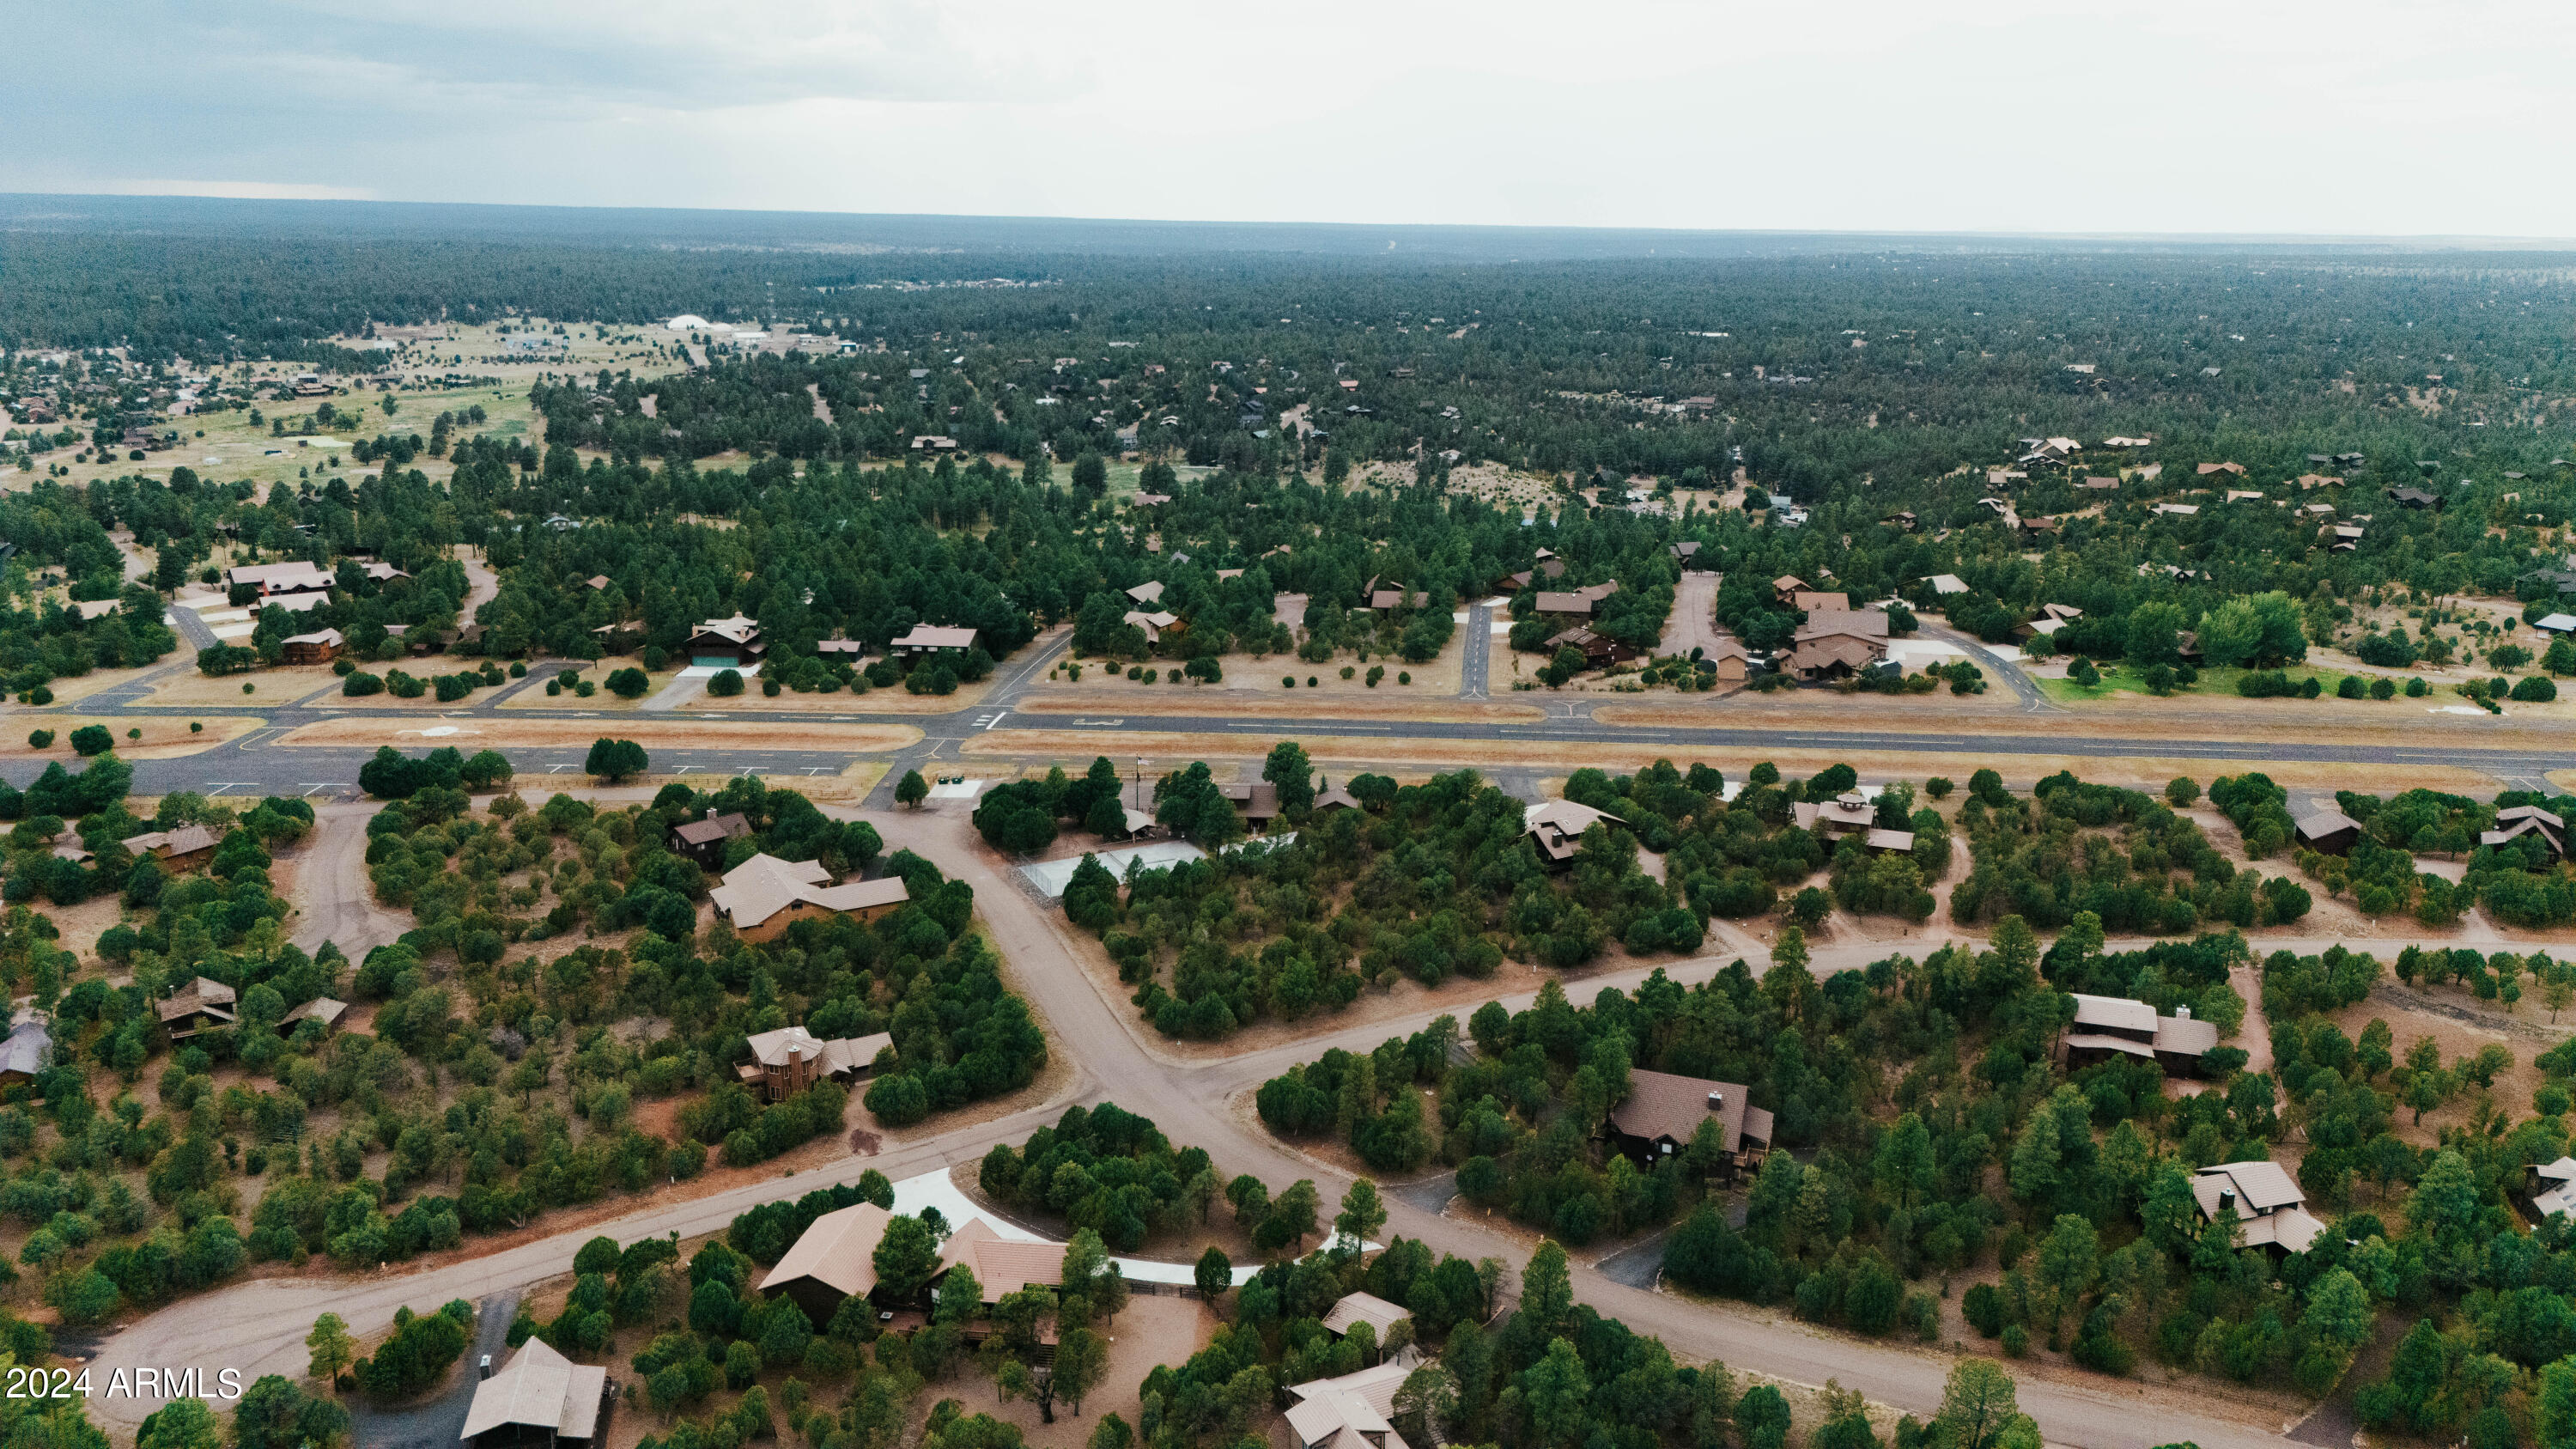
709 853 911 942
2192 1161 2326 1254
667 810 753 868
157 976 238 1040
685 614 766 667
224 560 335 598
1771 575 1809 605
279 628 343 665
1785 609 1891 680
460 1337 610 1449
889 624 979 661
120 824 219 873
759 1200 897 1323
2293 809 2364 857
1789 590 1850 613
2060 993 2220 1075
2484 805 2566 858
1606 1068 1773 1180
1285 1361 1414 1449
937 1219 1066 1304
279 997 347 1038
1522 799 1625 868
738 1024 895 1103
1545 626 1636 669
1793 790 1915 855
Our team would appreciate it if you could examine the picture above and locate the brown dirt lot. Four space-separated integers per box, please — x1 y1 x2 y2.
276 718 921 752
0 716 264 759
1014 691 1545 726
961 1294 1219 1446
139 664 344 709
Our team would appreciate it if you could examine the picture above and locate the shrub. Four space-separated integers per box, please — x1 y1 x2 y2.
708 668 745 697
2165 776 2199 807
1283 676 1297 688
1962 1282 2006 1336
1924 776 1953 800
606 667 650 699
2370 676 2396 699
24 732 52 750
2512 676 2558 702
2405 677 2428 697
2337 674 2365 698
68 726 112 757
1398 672 1412 685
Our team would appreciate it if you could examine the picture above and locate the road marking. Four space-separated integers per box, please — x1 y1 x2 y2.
204 782 251 796
1072 718 1125 727
979 711 1009 730
548 764 575 773
673 765 699 774
300 783 339 797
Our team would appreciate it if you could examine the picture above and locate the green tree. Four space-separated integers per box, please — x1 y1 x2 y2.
1334 1178 1388 1249
1934 1359 2021 1449
1264 741 1315 813
1194 1245 1233 1302
1054 1326 1108 1413
896 769 929 808
1522 1337 1591 1449
874 1215 944 1304
137 1397 222 1449
584 737 648 782
307 1312 355 1387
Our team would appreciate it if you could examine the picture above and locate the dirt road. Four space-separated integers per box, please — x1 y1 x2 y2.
91 797 2309 1449
286 804 413 959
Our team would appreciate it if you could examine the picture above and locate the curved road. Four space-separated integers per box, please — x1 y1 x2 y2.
87 801 2335 1449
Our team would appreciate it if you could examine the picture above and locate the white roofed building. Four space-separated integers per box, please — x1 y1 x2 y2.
459 1337 609 1447
2192 1161 2325 1253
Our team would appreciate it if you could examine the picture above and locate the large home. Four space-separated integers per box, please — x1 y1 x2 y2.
709 853 911 942
1498 557 1567 593
1793 790 1915 854
667 810 754 868
2386 486 2444 511
1320 1291 1411 1342
2293 809 2364 857
1789 590 1850 613
1544 626 1636 669
1124 581 1167 606
1923 573 1969 596
1703 637 1759 683
2526 1158 2576 1222
1361 576 1432 612
937 1219 1066 1304
2013 604 2084 642
1785 608 1891 680
2060 993 2220 1075
1533 581 1619 619
1125 610 1182 644
120 824 219 872
1668 541 1704 567
1523 799 1624 868
157 976 238 1040
0 1016 50 1087
460 1337 611 1449
1605 1068 1773 1180
279 628 343 665
224 560 335 598
1771 575 1809 606
2484 806 2566 858
759 1201 897 1323
889 624 979 661
685 615 766 667
1285 1361 1414 1449
739 1025 894 1102
2193 1161 2326 1253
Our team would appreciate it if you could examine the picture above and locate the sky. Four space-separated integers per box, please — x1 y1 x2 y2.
10 0 2576 238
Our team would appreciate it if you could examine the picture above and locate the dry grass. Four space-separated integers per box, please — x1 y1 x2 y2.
681 674 999 715
137 664 343 709
276 717 921 752
1013 691 1544 726
498 665 689 710
1 716 264 760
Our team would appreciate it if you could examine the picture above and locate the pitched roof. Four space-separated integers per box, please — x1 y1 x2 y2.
1607 1068 1768 1153
0 1019 48 1078
711 853 911 930
690 613 762 644
744 1025 892 1076
122 823 219 858
281 629 343 648
2069 994 2158 1035
1523 799 1625 861
1923 573 1968 594
1125 581 1166 605
671 812 752 847
759 1201 896 1300
938 1218 1065 1298
459 1337 607 1442
1319 1291 1411 1339
226 560 334 592
2196 1160 2305 1214
1286 1361 1414 1449
1798 608 1889 640
890 624 979 651
2295 810 2362 842
282 997 346 1029
157 976 237 1025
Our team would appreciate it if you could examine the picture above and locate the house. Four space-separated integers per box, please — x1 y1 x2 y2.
889 624 979 661
1923 574 1969 596
0 1017 50 1087
2536 614 2576 636
2193 1161 2326 1253
1669 541 1704 566
815 637 869 661
2152 502 2201 517
2526 1158 2576 1221
2293 810 2364 857
2060 994 2221 1075
2483 805 2566 858
1498 558 1567 592
1604 1068 1773 1179
1703 637 1758 683
120 824 219 872
1131 492 1173 508
1320 1292 1410 1342
2100 436 2154 447
459 1337 611 1449
709 853 911 941
1285 1361 1414 1449
759 1201 897 1323
1523 799 1625 868
1218 782 1283 832
2020 517 2063 541
2386 486 2443 511
937 1219 1066 1303
1789 590 1850 613
359 562 410 584
1361 575 1433 612
279 998 346 1037
2077 477 2120 492
1771 575 1809 605
2196 461 2247 478
1125 610 1182 643
1882 510 1919 531
224 560 334 598
1534 581 1619 619
1312 780 1364 814
685 615 766 667
157 976 239 1040
667 810 754 868
738 1024 894 1102
2323 524 2364 551
1793 790 1915 854
1786 609 1892 679
584 575 612 592
2294 474 2345 490
279 629 343 665
908 435 959 452
1545 627 1635 669
1125 581 1167 606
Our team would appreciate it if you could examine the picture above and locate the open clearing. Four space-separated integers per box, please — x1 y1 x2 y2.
137 663 343 709
1 716 263 759
276 717 920 752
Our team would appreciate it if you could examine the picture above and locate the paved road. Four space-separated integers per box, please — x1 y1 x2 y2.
1657 571 1728 661
85 801 2354 1449
1923 623 2055 715
1460 605 1493 699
